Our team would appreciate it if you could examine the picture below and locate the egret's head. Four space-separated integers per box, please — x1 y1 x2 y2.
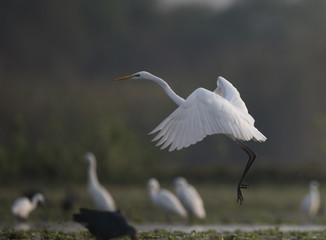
114 71 154 81
84 152 96 165
310 180 319 190
174 177 187 187
147 178 160 192
33 193 45 206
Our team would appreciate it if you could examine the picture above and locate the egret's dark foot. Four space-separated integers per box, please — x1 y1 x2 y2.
237 188 244 205
237 183 248 205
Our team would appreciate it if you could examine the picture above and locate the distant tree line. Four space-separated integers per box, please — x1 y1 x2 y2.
1 0 326 184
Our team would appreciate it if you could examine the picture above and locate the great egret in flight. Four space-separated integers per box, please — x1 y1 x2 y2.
174 177 206 220
12 193 45 220
73 208 137 240
115 71 266 204
147 178 187 219
84 152 117 211
301 180 320 221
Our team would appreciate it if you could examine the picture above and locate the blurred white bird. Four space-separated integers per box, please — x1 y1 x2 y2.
115 71 267 204
147 178 187 219
301 180 320 221
174 177 206 221
84 152 117 211
12 193 45 220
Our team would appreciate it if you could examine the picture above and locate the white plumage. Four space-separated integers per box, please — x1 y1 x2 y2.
301 180 320 220
150 79 266 151
115 71 266 151
115 71 266 204
12 193 45 220
174 177 206 219
84 152 117 211
147 178 187 218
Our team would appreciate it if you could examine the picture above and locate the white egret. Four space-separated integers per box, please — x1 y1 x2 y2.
174 177 206 220
84 152 117 211
12 193 45 220
301 180 320 221
147 178 187 219
23 190 43 200
115 71 267 204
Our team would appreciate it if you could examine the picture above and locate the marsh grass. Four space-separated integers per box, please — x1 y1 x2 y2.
2 182 326 239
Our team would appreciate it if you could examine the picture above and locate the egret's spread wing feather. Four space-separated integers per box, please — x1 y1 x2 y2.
150 88 266 151
217 76 249 115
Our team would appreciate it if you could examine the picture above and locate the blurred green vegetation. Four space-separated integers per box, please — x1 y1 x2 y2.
1 182 326 225
1 0 326 185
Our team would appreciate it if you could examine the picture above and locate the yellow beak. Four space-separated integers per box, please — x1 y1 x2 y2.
114 74 134 81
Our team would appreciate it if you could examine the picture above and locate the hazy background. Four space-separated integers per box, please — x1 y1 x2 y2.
1 0 326 186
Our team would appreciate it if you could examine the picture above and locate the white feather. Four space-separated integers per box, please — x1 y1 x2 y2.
85 152 117 211
12 193 45 220
174 177 206 219
151 86 266 151
115 71 267 204
148 178 187 218
301 181 320 219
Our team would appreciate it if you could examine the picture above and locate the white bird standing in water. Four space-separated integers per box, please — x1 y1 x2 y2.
174 177 206 220
115 71 267 204
12 193 45 220
84 152 117 211
301 180 320 221
147 178 187 219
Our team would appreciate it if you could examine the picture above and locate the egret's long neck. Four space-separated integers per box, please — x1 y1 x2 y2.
88 160 99 186
31 197 40 210
149 188 158 201
151 76 185 106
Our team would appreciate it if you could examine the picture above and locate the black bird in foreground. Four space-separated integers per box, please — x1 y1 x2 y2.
73 208 137 240
61 189 78 213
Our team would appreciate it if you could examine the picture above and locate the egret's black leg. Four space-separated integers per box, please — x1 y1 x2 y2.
235 139 256 205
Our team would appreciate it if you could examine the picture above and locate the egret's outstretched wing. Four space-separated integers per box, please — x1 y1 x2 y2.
150 88 266 151
217 76 249 114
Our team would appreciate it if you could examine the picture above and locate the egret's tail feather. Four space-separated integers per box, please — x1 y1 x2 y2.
252 128 267 142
